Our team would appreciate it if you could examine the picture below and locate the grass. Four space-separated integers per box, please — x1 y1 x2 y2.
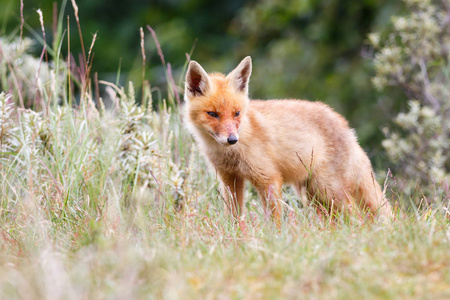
1 2 449 299
1 197 449 299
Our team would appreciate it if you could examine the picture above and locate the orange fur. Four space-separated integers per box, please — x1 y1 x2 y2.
184 57 392 223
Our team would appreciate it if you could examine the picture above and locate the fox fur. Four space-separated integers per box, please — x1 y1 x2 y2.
184 56 391 223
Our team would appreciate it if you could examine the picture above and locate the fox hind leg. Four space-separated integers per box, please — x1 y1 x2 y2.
354 173 392 219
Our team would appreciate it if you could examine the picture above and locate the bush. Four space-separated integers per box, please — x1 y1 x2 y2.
370 0 450 204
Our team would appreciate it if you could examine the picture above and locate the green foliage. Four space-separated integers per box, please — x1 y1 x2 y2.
116 81 157 186
371 0 450 202
0 2 449 299
2 0 404 150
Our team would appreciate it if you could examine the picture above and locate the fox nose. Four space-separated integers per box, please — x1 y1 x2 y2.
227 134 238 145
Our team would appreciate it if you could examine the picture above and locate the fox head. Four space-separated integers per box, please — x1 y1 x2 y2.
184 56 252 146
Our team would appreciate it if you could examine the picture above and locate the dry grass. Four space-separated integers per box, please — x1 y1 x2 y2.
1 196 449 299
1 2 449 299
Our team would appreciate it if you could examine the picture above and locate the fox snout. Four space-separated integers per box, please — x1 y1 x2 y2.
227 134 238 145
215 131 239 146
221 121 239 145
212 120 240 146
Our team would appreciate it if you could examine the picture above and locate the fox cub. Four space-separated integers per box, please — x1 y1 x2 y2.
184 56 391 223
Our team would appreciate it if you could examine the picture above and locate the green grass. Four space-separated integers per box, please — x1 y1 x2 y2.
1 85 449 299
1 4 450 299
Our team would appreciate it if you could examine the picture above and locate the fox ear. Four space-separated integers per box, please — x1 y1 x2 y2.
185 61 211 99
227 56 252 95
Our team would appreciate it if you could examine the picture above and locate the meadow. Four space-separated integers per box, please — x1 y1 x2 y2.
1 1 450 299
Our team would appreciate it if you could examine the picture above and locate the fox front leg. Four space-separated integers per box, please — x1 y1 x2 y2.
219 173 245 220
255 179 283 226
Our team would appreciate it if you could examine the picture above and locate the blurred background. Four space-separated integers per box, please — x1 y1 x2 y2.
0 0 408 155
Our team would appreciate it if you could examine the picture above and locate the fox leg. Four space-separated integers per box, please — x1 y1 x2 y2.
219 173 245 219
354 173 392 219
306 175 356 217
255 178 283 226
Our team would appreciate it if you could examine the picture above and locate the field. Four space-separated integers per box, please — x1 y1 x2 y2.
1 84 449 298
1 3 450 299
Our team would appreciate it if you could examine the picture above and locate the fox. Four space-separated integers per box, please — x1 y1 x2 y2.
184 56 392 224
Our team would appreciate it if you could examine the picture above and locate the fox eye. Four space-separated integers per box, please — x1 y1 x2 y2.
235 111 240 117
207 111 218 118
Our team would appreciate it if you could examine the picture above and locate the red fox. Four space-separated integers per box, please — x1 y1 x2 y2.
184 56 392 223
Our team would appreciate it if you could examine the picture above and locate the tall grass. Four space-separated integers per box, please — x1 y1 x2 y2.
0 2 449 299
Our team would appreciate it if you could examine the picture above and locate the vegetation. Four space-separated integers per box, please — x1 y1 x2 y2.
372 0 450 202
0 0 449 299
0 0 404 148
